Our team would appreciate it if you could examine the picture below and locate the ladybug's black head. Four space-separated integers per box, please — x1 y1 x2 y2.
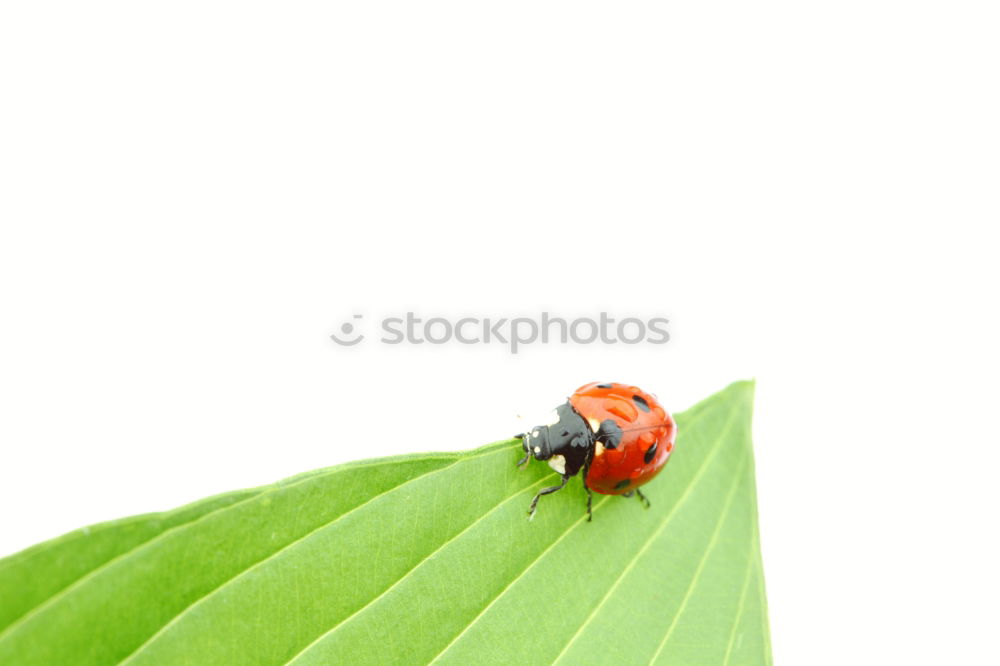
521 403 593 478
523 424 554 461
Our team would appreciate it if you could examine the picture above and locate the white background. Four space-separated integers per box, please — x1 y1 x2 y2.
1 1 998 664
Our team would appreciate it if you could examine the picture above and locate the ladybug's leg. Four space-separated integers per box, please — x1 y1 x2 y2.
514 434 530 468
527 476 568 520
635 488 651 509
581 449 594 522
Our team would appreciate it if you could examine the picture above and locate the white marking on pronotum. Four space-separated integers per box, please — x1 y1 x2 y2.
587 417 601 432
594 441 605 456
547 454 566 475
532 429 540 438
534 446 541 454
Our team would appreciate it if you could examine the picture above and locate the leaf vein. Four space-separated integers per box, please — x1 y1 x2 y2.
648 454 749 665
282 473 556 664
425 496 614 666
116 450 503 665
430 405 720 666
1 455 465 647
722 531 757 666
428 402 724 666
550 404 743 665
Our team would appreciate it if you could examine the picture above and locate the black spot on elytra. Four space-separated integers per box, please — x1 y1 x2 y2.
614 479 631 490
644 442 658 464
632 394 651 412
597 383 613 388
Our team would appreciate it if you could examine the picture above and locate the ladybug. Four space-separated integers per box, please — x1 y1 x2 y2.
516 382 676 521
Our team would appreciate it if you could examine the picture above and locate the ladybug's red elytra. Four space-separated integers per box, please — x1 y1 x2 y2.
516 382 676 521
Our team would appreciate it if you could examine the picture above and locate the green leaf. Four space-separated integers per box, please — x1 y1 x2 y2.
0 380 770 665
0 486 264 634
